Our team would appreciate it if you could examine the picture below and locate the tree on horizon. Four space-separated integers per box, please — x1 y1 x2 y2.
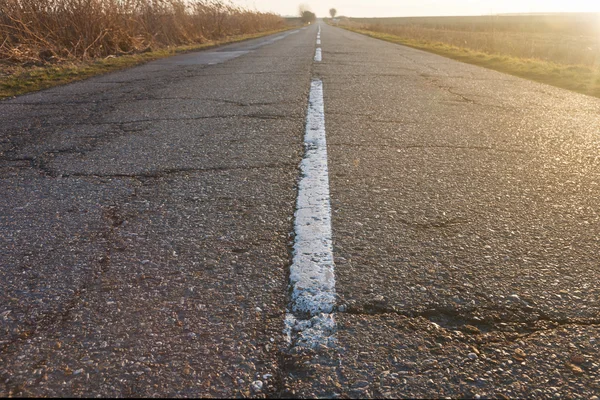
329 8 337 18
299 4 316 23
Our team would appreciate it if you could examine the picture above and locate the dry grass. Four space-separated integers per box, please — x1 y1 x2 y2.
336 14 600 98
345 14 600 67
0 0 287 98
0 0 284 64
0 29 289 99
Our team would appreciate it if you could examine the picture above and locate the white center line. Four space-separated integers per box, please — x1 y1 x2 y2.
284 79 336 349
317 39 321 45
314 48 322 62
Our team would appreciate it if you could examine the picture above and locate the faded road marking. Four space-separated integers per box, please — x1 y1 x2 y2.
285 79 336 349
315 48 322 62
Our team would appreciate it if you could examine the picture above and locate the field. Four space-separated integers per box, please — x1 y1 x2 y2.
0 0 287 97
337 13 600 98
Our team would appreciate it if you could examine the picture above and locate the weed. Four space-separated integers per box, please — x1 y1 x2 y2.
0 29 290 99
0 0 284 64
0 0 288 98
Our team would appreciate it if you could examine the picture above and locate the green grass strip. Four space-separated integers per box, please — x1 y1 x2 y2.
340 26 600 99
0 28 292 100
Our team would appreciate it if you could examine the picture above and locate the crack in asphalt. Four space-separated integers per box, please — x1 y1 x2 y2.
1 151 298 178
204 98 297 107
341 303 600 341
4 98 295 107
97 114 301 124
183 71 300 77
421 76 523 111
327 71 420 77
58 162 299 179
403 144 527 154
395 216 471 229
325 111 419 125
419 73 513 82
3 100 105 106
0 198 135 360
119 97 298 107
2 113 300 134
327 142 526 155
443 87 477 104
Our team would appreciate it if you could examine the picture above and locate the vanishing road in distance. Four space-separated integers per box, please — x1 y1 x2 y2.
1 22 599 398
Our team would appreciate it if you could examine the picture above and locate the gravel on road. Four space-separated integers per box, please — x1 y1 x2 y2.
0 28 314 397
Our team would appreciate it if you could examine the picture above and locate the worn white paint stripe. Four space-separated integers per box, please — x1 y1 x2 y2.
285 79 336 349
314 48 322 62
317 39 321 45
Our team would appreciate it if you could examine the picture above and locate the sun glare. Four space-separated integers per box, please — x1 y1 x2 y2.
239 0 600 19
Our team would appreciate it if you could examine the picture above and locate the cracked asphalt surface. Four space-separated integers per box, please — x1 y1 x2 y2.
2 22 600 398
0 29 311 397
283 24 600 398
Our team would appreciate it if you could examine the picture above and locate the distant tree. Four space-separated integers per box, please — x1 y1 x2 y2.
329 8 337 18
298 3 310 15
299 4 316 24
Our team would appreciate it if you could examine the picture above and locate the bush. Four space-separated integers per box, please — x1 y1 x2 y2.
0 0 284 63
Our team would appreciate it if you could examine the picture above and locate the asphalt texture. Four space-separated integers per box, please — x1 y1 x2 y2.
2 22 600 398
0 29 312 397
284 24 600 398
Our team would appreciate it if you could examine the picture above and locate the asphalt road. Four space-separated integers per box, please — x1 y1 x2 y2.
2 22 600 398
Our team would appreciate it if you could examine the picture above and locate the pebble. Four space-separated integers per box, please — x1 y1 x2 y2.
468 353 478 360
465 325 481 334
423 359 438 368
514 348 526 359
251 380 263 392
570 354 584 364
566 363 584 375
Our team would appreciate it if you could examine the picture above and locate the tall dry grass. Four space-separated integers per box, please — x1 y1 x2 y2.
0 0 284 64
346 14 600 67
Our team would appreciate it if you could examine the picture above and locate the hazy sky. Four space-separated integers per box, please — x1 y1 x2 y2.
235 0 600 18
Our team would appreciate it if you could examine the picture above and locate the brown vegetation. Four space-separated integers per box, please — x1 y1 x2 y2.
346 14 600 67
337 20 600 98
0 0 284 65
